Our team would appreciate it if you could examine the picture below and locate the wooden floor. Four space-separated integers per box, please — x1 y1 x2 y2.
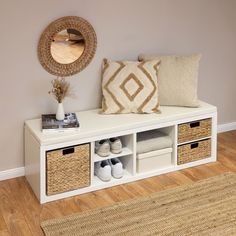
0 131 236 236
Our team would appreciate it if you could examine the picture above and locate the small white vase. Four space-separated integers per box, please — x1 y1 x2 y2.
56 102 65 121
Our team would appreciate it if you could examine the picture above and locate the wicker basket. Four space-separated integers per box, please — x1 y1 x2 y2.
178 118 211 143
46 144 90 195
177 139 211 165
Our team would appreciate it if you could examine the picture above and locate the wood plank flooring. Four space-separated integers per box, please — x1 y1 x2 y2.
0 131 235 236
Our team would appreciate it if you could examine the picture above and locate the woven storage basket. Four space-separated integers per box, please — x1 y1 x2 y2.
46 144 90 195
178 118 211 143
177 139 211 165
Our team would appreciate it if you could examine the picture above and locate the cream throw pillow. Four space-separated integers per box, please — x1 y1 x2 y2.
101 59 161 114
138 54 201 107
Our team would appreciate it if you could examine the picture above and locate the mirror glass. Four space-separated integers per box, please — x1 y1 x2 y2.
50 29 85 64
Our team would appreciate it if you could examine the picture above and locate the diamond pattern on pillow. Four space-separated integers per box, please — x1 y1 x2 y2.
101 60 161 114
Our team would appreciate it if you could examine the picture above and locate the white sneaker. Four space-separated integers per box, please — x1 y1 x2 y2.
109 138 122 154
95 140 110 157
108 158 123 179
94 160 111 182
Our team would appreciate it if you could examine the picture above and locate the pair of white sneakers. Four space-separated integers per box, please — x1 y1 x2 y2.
94 158 123 181
95 138 122 157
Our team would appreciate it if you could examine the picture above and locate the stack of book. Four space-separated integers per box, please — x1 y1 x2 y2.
41 113 80 133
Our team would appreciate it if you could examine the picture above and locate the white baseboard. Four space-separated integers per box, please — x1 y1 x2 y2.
0 167 25 181
0 122 235 181
217 122 236 133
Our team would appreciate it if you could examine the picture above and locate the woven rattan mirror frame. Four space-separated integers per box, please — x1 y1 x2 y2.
38 16 97 77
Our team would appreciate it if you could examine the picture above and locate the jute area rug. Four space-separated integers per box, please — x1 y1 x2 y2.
41 173 236 236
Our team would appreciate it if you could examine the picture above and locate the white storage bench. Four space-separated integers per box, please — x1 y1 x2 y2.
24 101 217 203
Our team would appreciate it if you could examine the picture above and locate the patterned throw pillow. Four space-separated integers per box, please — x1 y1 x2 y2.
101 59 161 114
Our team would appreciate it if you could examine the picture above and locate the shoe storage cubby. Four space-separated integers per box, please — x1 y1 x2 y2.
93 134 134 162
25 102 217 203
92 134 135 185
92 154 134 186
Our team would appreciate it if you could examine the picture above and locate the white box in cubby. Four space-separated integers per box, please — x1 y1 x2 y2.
137 148 173 173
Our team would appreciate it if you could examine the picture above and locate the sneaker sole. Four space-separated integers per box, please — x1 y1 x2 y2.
111 149 122 154
94 172 111 182
97 177 111 182
112 174 123 179
96 152 110 157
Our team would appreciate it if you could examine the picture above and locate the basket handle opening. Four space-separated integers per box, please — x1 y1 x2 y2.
190 121 200 128
191 143 199 149
63 147 75 155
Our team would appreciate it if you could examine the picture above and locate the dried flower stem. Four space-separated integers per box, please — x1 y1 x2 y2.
48 77 72 103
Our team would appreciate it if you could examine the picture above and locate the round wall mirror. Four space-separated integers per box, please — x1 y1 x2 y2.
38 16 97 77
